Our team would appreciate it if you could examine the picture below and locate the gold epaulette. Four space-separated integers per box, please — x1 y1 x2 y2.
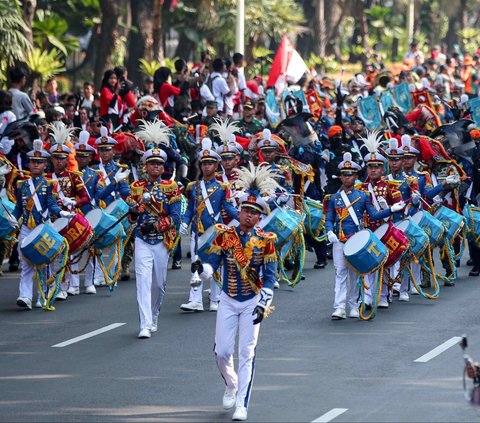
186 181 197 192
115 162 129 169
130 180 146 196
71 170 83 177
355 181 365 190
256 227 278 241
214 223 233 233
159 179 179 193
219 182 228 190
46 178 58 185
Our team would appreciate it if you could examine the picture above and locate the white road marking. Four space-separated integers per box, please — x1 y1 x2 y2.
312 408 348 423
414 336 463 363
51 323 126 348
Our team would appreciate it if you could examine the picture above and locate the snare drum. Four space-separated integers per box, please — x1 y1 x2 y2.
463 204 480 243
395 219 428 257
304 199 323 238
433 205 465 241
106 198 131 231
343 229 388 275
259 207 304 246
50 213 93 254
20 224 65 266
373 223 409 268
0 198 16 238
85 209 125 249
411 210 444 246
197 225 219 261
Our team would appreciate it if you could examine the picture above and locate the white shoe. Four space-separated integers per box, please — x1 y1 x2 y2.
56 290 68 301
392 282 401 293
399 292 409 302
409 286 419 295
85 285 97 294
94 278 106 286
35 299 42 308
378 299 389 309
138 329 151 339
331 308 346 320
210 301 219 312
273 280 280 289
222 387 237 410
67 286 80 296
180 301 203 312
349 308 360 318
16 297 32 310
151 319 158 333
232 406 248 421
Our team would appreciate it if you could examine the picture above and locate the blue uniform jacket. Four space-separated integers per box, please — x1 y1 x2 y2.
93 160 131 206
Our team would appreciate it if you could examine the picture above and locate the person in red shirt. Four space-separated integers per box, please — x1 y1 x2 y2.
99 69 122 128
153 67 180 117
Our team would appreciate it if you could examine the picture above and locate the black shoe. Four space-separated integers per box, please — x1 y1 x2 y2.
363 303 372 311
283 259 294 270
444 280 455 286
455 260 461 268
301 274 305 280
314 261 326 269
172 260 182 270
469 267 480 277
467 259 474 266
120 274 130 281
9 263 19 272
186 251 191 259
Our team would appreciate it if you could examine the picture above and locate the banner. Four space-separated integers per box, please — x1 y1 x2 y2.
358 95 382 130
468 97 480 127
393 82 413 113
305 88 322 118
412 88 432 108
379 91 395 114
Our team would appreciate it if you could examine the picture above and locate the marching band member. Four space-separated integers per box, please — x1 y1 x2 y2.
13 140 72 310
48 125 90 299
360 131 402 308
126 145 182 339
179 138 238 312
325 153 406 319
73 131 105 292
190 163 278 421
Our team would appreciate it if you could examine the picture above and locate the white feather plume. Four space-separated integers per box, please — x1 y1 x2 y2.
33 139 43 152
201 137 212 151
343 152 352 162
100 126 108 138
136 118 172 147
234 162 282 196
401 134 411 148
389 138 399 150
48 122 76 145
359 129 383 154
210 118 240 142
79 130 90 145
262 128 271 140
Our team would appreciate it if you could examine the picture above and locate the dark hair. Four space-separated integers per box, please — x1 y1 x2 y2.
83 81 94 88
7 65 29 84
153 67 172 93
101 69 117 90
174 59 187 73
46 76 56 84
114 66 127 78
0 90 13 113
212 58 224 73
44 107 63 123
201 51 210 62
224 57 232 69
233 52 244 65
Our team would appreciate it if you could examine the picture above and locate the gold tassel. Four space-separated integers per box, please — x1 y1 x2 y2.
27 214 36 229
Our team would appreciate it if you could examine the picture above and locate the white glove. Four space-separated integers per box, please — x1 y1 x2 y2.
377 196 388 210
0 164 12 175
114 168 131 183
444 175 460 186
411 192 421 206
256 287 274 312
327 230 339 244
390 201 405 213
142 192 152 203
432 195 443 204
59 210 74 218
180 222 189 235
62 197 77 208
278 193 289 203
321 149 330 162
7 215 18 228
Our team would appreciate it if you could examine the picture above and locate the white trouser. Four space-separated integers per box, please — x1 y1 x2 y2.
18 226 35 300
69 252 94 288
401 261 421 292
135 237 169 331
188 233 221 304
364 271 388 304
214 291 260 410
85 256 105 285
332 242 359 311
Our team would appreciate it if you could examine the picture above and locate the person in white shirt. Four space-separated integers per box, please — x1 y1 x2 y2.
209 58 232 114
7 65 34 120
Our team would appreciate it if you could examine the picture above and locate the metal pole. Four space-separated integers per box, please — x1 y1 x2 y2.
235 0 245 54
406 0 415 45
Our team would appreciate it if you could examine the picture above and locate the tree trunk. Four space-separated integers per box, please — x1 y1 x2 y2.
152 0 164 62
324 0 345 59
174 32 195 61
126 0 154 87
22 0 36 45
444 16 458 51
391 0 399 60
94 0 120 87
459 0 468 51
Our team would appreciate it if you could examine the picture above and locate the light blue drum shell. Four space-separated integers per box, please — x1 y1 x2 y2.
197 225 218 262
260 208 303 246
86 209 125 250
20 224 65 266
0 198 16 238
412 211 444 246
463 204 480 241
106 198 131 231
395 219 428 257
305 199 323 236
343 229 388 275
434 205 464 240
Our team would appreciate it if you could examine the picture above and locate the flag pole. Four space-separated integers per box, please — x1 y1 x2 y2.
236 0 245 54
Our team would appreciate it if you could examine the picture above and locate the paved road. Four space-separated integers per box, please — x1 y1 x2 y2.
1 241 480 422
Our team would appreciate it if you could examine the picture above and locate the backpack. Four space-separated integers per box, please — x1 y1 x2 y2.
205 74 220 95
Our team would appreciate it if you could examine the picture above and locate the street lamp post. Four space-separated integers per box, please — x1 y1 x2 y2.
235 0 245 54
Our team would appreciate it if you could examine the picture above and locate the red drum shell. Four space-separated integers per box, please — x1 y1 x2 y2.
54 213 93 254
374 223 409 268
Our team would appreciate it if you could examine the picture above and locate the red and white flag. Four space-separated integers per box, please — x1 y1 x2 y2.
267 35 308 92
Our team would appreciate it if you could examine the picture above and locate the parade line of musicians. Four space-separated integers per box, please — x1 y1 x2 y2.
2 67 480 421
